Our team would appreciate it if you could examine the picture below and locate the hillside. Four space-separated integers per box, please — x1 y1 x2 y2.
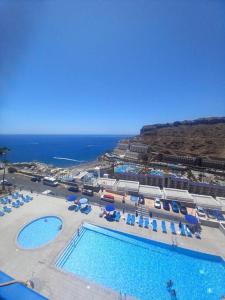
138 117 225 159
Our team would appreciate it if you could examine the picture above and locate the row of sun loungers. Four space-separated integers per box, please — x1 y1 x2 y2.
125 214 198 238
0 194 33 216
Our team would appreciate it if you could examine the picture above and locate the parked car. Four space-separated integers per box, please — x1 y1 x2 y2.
180 205 187 215
82 188 93 196
196 206 206 218
100 195 115 203
68 185 79 192
162 200 170 211
0 180 12 186
31 176 41 182
171 201 179 213
103 194 114 200
154 198 161 209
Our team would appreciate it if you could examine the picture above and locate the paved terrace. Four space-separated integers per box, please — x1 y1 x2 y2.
0 193 225 300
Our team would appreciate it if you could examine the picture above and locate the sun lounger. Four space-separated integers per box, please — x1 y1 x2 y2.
16 200 23 206
75 204 80 212
185 225 192 237
126 214 131 225
1 198 8 205
115 211 121 222
144 218 149 228
170 222 176 235
152 219 157 231
161 220 167 233
83 205 92 214
0 211 5 216
180 223 186 236
3 206 12 213
12 202 17 208
139 216 143 227
131 214 135 225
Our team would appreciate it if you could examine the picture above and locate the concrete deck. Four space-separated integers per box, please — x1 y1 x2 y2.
0 193 225 300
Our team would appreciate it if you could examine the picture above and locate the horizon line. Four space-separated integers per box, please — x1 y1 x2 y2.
0 133 136 136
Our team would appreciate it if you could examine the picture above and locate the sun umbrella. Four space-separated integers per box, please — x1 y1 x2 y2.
185 214 198 225
105 204 115 212
67 194 77 202
79 198 88 205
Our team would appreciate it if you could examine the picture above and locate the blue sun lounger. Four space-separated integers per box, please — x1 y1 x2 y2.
161 220 167 233
170 222 176 235
131 214 135 226
0 211 5 216
144 218 149 228
152 219 157 231
139 216 143 227
115 211 121 222
126 214 131 225
82 205 92 214
3 206 12 213
185 225 192 237
12 202 19 208
180 223 186 236
16 200 23 206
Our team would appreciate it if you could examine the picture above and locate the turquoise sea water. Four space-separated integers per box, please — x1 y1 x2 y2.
18 216 62 248
57 224 225 300
0 134 128 167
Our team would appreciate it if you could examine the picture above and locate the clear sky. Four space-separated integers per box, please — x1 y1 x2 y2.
1 0 225 135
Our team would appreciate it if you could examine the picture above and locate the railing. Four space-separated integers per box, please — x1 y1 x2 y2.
56 225 86 268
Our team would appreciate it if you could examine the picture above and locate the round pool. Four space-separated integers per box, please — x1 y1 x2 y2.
17 216 63 249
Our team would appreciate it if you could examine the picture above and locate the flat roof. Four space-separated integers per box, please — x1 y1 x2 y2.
117 180 139 191
139 185 163 198
163 188 194 203
216 197 225 209
191 194 221 209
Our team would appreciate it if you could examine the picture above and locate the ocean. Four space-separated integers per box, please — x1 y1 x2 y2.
0 135 129 167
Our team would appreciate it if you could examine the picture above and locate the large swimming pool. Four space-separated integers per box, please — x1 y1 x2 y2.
56 223 225 300
18 216 62 249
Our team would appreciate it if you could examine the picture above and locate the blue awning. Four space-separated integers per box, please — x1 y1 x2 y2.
0 271 48 300
185 214 198 224
67 195 77 202
105 204 115 212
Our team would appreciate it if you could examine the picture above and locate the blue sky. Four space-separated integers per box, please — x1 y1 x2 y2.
1 0 225 134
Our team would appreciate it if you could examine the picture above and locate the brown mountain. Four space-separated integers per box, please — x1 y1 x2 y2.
138 117 225 159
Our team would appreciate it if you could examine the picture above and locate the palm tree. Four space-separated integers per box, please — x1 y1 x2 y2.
0 147 10 191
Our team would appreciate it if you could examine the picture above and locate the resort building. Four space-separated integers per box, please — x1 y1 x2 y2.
129 143 149 154
117 142 129 150
114 167 225 197
124 151 140 162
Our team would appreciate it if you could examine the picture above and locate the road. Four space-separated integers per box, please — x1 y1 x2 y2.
4 173 120 209
4 172 137 213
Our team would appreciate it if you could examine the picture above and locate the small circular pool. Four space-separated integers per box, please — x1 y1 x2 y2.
17 216 63 249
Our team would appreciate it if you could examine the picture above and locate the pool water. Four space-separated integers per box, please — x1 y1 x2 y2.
18 216 62 249
114 164 141 174
56 224 225 300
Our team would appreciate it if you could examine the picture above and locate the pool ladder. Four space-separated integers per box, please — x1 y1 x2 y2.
56 226 86 268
